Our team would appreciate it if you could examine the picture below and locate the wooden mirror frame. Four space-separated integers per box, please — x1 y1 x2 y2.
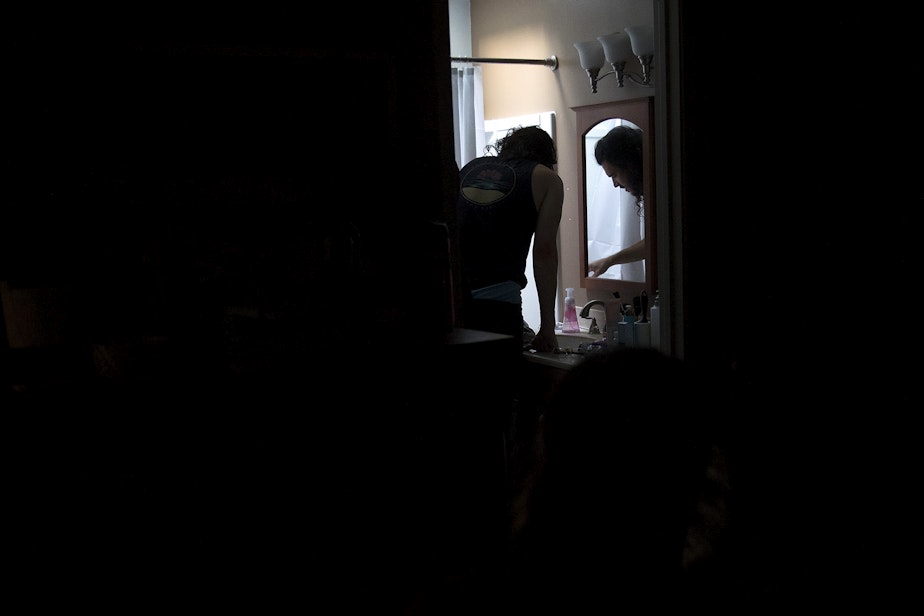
573 97 656 299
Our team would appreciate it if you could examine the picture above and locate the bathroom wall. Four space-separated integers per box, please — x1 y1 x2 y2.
467 0 655 311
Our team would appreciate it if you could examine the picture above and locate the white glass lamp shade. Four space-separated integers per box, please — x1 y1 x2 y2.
625 25 655 57
597 32 633 64
573 40 605 70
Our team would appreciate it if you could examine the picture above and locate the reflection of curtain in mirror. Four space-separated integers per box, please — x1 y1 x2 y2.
450 66 485 169
585 121 645 282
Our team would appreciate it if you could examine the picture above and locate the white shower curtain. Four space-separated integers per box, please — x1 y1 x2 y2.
450 65 485 169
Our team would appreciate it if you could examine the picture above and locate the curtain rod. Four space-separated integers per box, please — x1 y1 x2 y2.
450 55 558 71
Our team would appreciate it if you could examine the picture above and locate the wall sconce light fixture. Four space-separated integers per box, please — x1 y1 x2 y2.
574 25 654 93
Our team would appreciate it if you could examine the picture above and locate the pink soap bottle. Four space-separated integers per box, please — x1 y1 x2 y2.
563 287 580 333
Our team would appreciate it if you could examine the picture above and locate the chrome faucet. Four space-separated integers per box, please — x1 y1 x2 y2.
579 299 606 319
580 300 606 334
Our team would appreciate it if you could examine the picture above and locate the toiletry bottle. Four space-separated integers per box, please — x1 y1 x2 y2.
649 289 661 351
605 292 621 345
617 304 637 347
635 290 651 348
563 287 580 333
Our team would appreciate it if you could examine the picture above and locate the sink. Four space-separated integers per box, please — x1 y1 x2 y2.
522 331 606 370
554 332 601 350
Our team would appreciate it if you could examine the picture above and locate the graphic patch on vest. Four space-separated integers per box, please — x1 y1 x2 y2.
460 161 517 206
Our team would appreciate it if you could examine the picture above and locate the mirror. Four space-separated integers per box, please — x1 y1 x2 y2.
573 97 655 299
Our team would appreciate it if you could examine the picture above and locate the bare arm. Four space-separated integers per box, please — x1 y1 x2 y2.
530 164 564 351
588 238 646 278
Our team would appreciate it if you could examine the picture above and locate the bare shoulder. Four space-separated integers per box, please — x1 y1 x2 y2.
532 163 561 183
531 163 564 200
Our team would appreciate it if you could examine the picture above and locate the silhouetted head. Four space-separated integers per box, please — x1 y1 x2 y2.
509 347 716 611
492 125 557 168
595 125 644 207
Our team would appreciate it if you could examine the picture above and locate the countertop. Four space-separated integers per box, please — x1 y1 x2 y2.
439 327 597 370
521 331 603 370
521 348 587 370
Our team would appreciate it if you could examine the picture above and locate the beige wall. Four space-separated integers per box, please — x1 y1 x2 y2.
470 0 654 309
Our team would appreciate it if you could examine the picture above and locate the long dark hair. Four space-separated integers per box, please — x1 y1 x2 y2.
595 125 644 214
488 125 557 168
